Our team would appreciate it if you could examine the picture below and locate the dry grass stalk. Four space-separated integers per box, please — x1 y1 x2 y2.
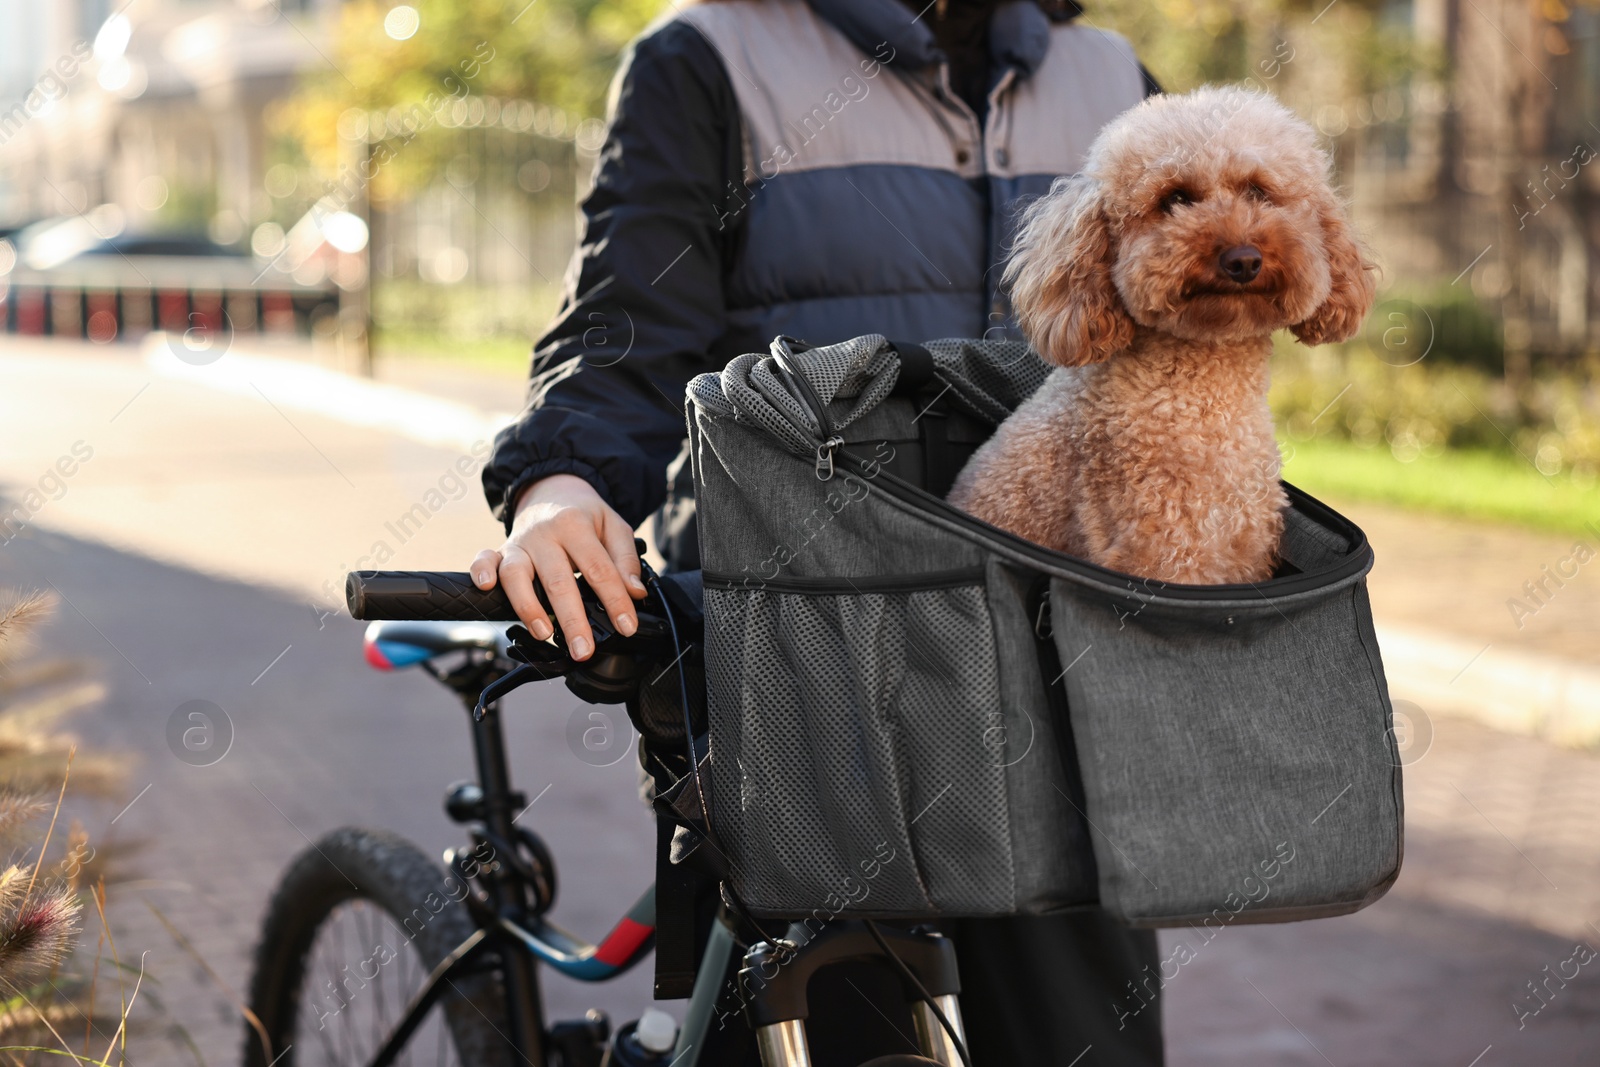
0 596 117 800
0 593 128 1065
0 599 52 658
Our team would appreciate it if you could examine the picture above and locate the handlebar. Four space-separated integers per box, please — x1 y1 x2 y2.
346 568 705 710
347 569 704 631
346 570 518 622
345 569 643 654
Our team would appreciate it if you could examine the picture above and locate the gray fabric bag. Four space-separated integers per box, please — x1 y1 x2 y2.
685 334 1403 927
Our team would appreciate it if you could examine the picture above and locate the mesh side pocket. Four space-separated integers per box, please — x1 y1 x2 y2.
703 579 1016 917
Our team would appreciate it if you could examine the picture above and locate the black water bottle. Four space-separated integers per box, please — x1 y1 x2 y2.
601 1007 678 1066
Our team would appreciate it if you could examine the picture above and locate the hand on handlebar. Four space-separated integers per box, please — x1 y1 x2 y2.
469 475 646 661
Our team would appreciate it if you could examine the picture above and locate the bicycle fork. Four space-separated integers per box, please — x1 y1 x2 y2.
740 922 968 1066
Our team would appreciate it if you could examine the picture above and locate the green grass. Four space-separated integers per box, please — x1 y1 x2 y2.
373 328 534 373
1282 436 1600 537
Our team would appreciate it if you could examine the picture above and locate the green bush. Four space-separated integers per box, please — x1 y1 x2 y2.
1272 340 1600 485
1364 284 1505 374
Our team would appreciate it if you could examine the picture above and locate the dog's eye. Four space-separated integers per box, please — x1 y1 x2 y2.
1245 182 1272 203
1159 189 1194 213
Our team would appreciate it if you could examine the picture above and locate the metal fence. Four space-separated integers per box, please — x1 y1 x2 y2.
353 95 600 355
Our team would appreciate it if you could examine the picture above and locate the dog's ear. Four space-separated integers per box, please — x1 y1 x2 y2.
1291 188 1378 346
1005 176 1134 366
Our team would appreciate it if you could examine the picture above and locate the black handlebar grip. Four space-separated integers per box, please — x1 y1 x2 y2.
346 571 519 621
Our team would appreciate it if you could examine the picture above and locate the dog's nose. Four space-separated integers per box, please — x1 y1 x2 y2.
1219 245 1263 284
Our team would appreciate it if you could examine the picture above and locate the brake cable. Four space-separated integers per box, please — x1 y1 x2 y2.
643 563 789 956
865 920 974 1067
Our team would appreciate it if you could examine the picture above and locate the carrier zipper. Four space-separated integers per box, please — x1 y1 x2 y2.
829 445 1373 602
750 349 1370 598
815 436 845 481
770 337 841 481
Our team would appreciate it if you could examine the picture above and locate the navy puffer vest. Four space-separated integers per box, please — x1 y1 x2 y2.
678 0 1145 345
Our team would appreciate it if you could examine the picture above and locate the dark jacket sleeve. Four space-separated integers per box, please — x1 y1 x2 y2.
482 20 741 531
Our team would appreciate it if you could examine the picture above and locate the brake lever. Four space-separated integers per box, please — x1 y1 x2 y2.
473 662 553 721
482 591 675 715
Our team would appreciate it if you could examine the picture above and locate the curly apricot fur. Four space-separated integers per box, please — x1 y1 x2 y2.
951 86 1378 585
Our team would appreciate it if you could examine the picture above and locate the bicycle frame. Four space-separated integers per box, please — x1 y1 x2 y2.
355 651 658 1067
360 637 969 1067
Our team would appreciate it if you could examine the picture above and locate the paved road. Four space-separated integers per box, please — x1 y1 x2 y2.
1 524 658 1063
1 339 654 1061
2 338 1597 1065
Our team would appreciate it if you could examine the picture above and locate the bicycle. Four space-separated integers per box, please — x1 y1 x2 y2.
241 562 973 1067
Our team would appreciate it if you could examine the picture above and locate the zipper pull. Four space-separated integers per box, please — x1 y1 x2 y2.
1034 588 1053 639
815 436 845 481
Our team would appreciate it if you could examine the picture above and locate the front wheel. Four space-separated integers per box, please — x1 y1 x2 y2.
242 827 512 1067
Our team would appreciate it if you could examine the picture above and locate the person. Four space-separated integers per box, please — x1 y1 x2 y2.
471 1 1165 1062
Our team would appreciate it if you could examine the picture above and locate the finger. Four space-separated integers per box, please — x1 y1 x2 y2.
531 545 594 660
570 539 637 637
600 511 648 600
470 549 502 590
497 544 553 640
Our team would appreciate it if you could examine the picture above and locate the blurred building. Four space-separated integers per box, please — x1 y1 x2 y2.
0 0 585 353
0 1 351 348
0 0 336 241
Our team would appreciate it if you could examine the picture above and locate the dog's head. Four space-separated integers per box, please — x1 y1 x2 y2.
1005 85 1378 364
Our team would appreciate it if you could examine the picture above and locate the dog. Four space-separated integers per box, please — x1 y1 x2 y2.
947 86 1377 585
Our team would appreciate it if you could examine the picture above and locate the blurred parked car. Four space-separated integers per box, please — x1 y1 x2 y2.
0 211 340 343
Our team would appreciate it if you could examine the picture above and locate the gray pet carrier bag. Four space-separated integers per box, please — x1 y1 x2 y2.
684 334 1403 927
